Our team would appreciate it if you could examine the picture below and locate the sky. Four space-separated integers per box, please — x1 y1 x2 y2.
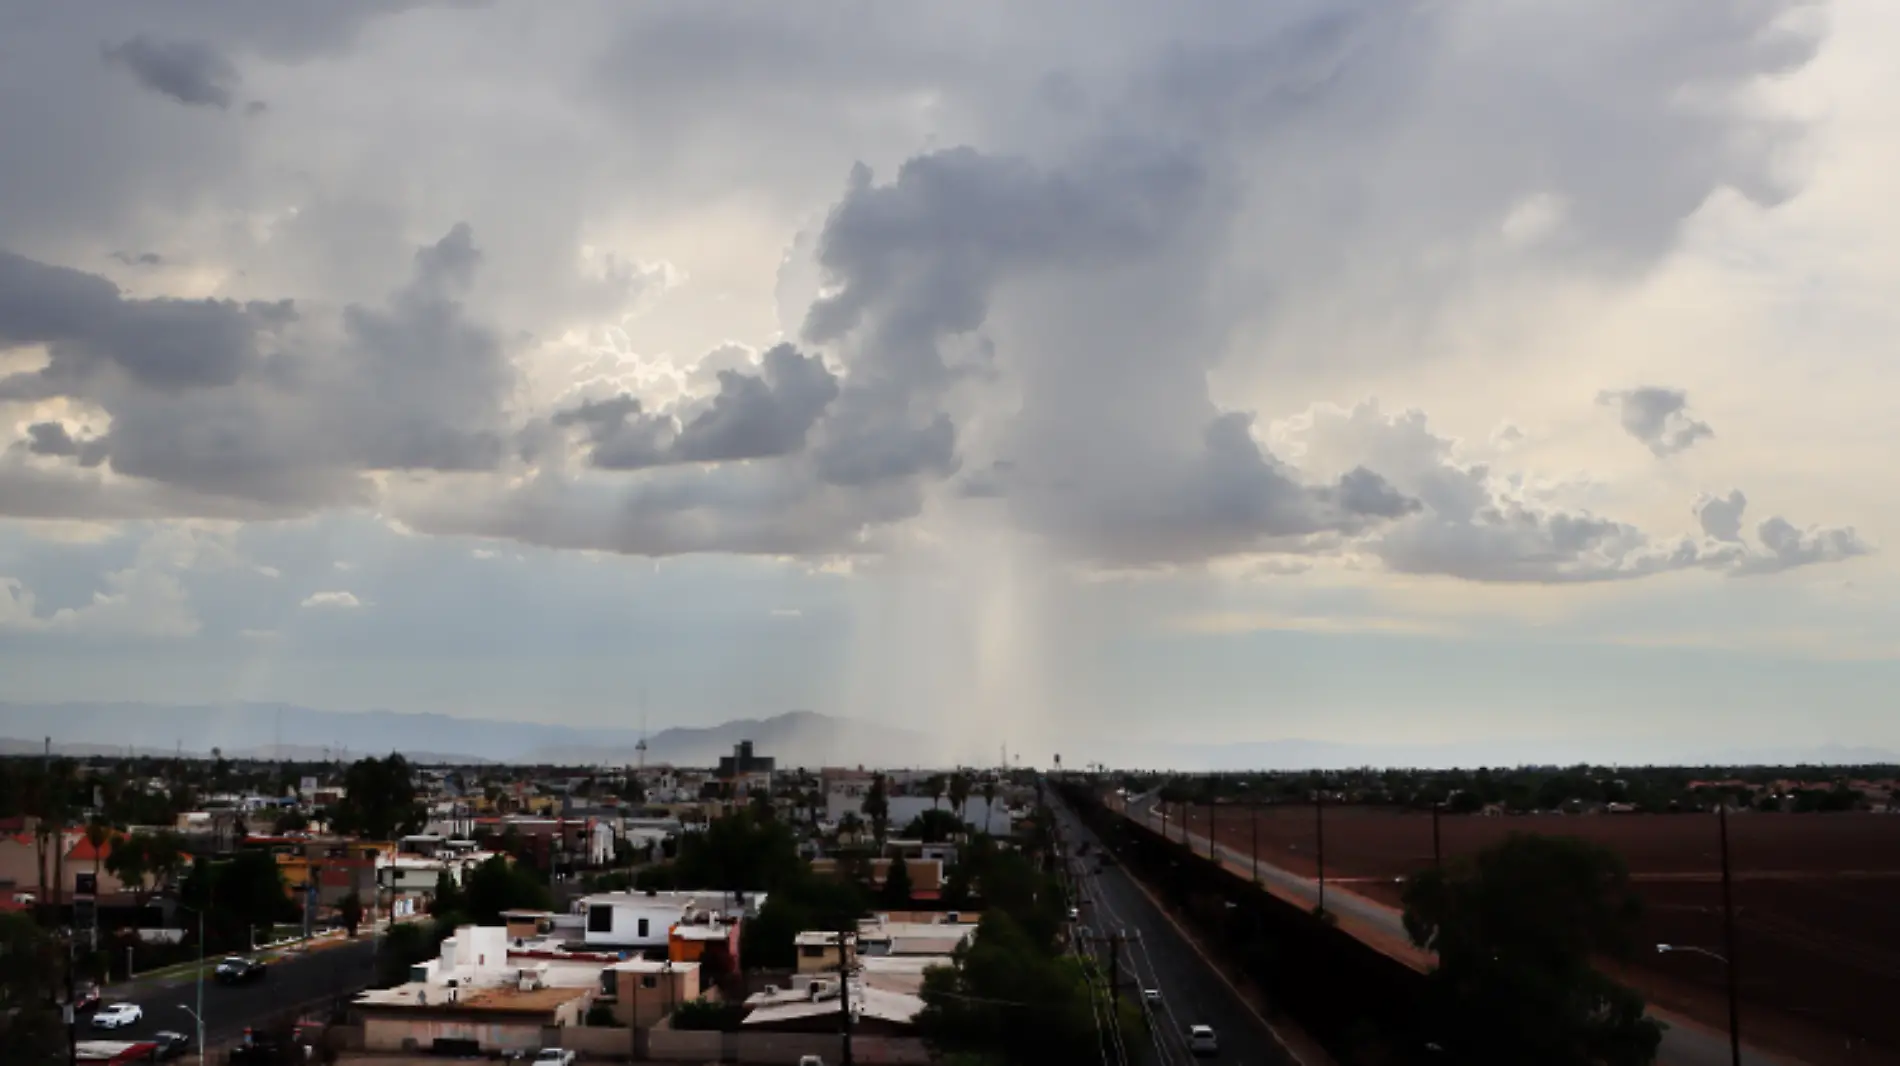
2 1 1898 766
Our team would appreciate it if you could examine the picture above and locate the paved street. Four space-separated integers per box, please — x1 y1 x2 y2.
1122 796 1787 1066
86 936 379 1051
1055 799 1298 1066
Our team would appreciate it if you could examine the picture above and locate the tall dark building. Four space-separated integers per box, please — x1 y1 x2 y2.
717 740 774 778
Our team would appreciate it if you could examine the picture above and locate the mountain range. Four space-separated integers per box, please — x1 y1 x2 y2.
0 702 937 767
1 701 1892 770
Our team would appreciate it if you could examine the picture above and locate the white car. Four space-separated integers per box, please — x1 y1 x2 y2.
1186 1024 1218 1056
92 1002 143 1029
1143 988 1162 1004
532 1050 576 1066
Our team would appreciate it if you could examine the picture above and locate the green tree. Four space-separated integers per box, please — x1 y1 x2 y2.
104 830 187 912
328 754 424 841
462 856 552 924
0 912 63 1058
881 855 915 907
916 912 1132 1066
339 892 364 937
903 809 964 844
949 772 972 830
980 778 999 833
863 774 891 847
672 810 805 894
739 874 867 970
1402 833 1663 1066
180 851 296 952
927 774 947 811
429 868 467 917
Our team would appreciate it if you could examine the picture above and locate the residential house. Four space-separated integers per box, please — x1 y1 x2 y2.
609 958 706 1028
352 925 604 1054
741 974 923 1036
578 889 762 952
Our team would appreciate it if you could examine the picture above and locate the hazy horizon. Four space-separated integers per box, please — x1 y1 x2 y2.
4 3 1899 761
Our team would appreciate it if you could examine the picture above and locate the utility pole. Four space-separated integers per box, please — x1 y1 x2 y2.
1719 805 1741 1066
1250 804 1259 886
1314 789 1326 916
837 923 856 1066
1432 801 1443 868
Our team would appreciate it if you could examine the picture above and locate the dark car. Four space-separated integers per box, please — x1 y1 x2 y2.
214 955 268 984
152 1030 193 1060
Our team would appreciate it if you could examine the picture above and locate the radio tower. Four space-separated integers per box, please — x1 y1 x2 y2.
635 688 649 775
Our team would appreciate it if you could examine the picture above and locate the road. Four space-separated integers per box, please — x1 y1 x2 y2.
1054 798 1298 1066
85 936 379 1051
1122 796 1788 1066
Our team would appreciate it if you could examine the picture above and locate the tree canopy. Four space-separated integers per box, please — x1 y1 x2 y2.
916 911 1135 1066
103 830 188 910
0 913 63 1059
462 855 552 925
1402 833 1663 1066
327 754 425 841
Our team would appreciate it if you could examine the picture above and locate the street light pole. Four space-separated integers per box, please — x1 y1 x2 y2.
1719 805 1741 1066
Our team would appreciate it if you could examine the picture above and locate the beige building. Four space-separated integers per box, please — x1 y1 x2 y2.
608 958 705 1029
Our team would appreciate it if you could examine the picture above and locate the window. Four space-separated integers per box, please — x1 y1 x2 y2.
641 975 658 989
800 945 826 958
637 918 649 938
588 906 613 933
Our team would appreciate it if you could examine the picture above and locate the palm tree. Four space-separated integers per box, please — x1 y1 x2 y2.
948 772 972 833
980 777 999 834
926 774 946 811
84 820 111 897
863 775 891 848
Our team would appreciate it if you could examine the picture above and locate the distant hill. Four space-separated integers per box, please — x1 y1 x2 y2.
0 702 936 768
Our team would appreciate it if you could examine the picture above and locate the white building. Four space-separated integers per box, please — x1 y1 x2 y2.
577 889 766 950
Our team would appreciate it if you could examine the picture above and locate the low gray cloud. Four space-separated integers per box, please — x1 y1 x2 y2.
1695 490 1870 576
552 343 842 472
1695 489 1748 542
0 248 288 394
20 422 109 468
103 35 240 109
109 251 164 267
674 345 839 463
1 224 514 513
1599 386 1715 457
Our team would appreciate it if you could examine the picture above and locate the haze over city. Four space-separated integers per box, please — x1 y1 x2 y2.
5 1 1899 765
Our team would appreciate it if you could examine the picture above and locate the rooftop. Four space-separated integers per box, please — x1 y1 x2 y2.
356 983 591 1013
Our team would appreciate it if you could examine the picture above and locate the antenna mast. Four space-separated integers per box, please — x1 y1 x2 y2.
636 688 650 775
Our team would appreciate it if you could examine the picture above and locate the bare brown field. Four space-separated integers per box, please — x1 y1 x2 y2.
1166 803 1900 1066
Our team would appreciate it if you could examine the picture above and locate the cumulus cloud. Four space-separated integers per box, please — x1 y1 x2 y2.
1694 490 1870 576
1 223 514 513
1599 386 1715 457
300 590 364 609
0 1 1858 583
103 35 241 109
1284 403 1868 584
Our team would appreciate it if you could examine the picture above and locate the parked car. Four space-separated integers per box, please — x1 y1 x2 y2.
151 1030 193 1060
532 1051 577 1066
91 1002 142 1029
1186 1024 1219 1057
215 956 268 984
1143 988 1162 1005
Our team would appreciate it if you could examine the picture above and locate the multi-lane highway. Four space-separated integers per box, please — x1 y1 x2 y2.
82 936 380 1052
1120 794 1789 1066
1054 798 1298 1066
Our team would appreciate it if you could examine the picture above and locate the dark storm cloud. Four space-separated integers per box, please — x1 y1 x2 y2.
0 248 284 392
103 35 240 109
